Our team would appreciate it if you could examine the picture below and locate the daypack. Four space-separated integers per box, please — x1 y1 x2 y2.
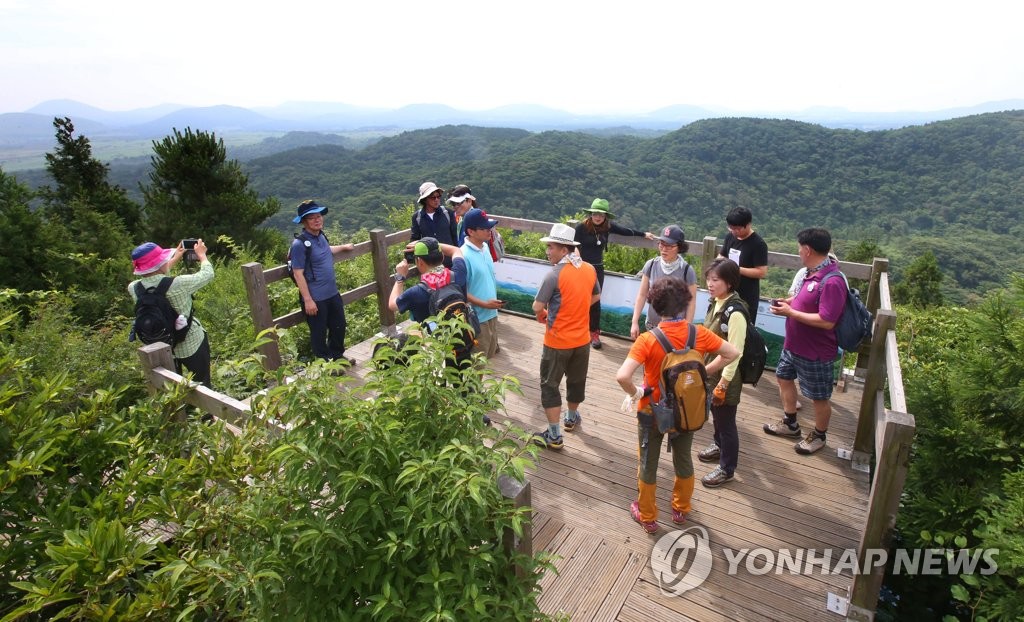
820 271 873 352
420 279 480 358
130 277 192 347
490 227 506 262
716 299 768 386
649 325 710 442
286 231 328 284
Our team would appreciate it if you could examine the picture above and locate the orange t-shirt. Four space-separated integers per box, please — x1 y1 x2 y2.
536 260 599 349
627 321 725 408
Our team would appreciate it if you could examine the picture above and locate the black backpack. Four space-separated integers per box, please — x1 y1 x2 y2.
130 277 192 347
286 231 328 283
715 299 768 386
420 279 480 358
820 271 873 352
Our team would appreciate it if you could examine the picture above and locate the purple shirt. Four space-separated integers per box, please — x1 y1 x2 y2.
784 262 846 361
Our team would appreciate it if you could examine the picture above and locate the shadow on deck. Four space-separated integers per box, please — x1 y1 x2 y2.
342 312 871 622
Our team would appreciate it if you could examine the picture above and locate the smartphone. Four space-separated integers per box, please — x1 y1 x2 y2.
770 299 782 307
182 238 198 250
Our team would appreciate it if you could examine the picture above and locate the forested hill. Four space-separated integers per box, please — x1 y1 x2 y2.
246 112 1024 300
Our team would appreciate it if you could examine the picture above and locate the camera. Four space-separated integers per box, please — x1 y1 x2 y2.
404 250 416 264
181 239 199 262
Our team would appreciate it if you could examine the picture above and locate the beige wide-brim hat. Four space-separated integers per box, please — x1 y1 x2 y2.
539 222 580 246
418 181 444 203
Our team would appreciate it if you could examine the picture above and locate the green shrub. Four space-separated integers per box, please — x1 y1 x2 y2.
1 314 551 621
885 276 1024 620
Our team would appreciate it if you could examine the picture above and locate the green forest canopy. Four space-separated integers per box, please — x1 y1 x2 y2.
242 112 1024 303
9 111 1024 303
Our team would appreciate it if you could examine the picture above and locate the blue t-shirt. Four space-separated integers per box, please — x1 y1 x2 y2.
396 257 468 323
290 231 339 301
461 241 498 323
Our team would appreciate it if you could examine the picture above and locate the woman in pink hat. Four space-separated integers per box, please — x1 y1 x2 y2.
128 239 215 387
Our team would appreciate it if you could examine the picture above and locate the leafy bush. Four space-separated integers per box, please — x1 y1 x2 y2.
1 313 550 621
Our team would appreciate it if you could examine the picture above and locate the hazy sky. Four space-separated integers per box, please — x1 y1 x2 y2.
2 0 1022 115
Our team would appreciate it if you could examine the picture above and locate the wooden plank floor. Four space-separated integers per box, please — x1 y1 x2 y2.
344 313 871 622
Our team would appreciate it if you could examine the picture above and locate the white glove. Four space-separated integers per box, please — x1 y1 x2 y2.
620 385 645 413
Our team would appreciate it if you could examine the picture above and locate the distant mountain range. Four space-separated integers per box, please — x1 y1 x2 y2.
3 98 1024 146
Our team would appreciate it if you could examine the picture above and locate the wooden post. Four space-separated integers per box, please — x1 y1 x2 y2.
498 475 533 580
853 311 895 460
137 342 176 395
856 258 889 377
242 261 283 371
369 228 397 334
700 236 718 278
847 409 916 621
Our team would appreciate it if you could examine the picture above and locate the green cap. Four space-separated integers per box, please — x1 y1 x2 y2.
585 198 615 218
413 237 440 257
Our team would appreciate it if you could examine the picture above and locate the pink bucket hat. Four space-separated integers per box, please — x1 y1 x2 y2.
131 242 174 275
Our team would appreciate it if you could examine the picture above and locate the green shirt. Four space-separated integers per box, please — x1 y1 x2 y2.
129 260 214 358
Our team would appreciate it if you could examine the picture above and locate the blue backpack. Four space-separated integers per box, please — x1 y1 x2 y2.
820 271 873 352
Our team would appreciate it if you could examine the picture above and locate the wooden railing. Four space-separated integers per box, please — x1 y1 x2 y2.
232 214 910 619
845 273 915 622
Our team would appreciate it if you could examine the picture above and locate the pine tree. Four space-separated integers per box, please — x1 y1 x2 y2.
41 117 142 235
142 127 280 256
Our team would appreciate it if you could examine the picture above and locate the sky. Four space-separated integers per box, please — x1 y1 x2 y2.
1 0 1022 116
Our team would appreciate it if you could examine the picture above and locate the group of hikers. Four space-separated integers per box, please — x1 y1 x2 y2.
128 184 852 536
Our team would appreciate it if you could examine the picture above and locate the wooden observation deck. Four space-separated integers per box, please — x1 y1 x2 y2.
138 215 912 621
340 312 871 621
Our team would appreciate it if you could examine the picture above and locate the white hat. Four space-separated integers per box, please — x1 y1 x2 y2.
539 223 579 246
447 192 476 204
418 181 444 203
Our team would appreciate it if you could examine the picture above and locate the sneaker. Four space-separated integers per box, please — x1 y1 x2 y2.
590 330 602 350
795 432 826 455
671 509 688 525
697 443 720 463
563 411 582 432
701 466 735 488
763 419 801 437
630 501 658 534
531 430 564 450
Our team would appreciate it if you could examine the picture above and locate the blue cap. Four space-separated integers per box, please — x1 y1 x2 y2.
463 208 497 230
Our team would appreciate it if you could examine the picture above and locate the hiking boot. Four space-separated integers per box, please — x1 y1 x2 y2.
795 432 826 455
590 330 602 350
630 501 658 534
697 443 720 463
671 509 688 525
531 430 564 450
701 466 735 488
764 418 801 437
563 411 582 432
